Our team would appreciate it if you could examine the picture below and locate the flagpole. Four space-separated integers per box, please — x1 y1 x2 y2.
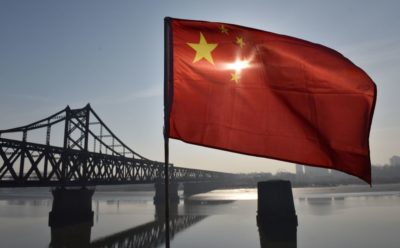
163 17 172 248
164 130 170 248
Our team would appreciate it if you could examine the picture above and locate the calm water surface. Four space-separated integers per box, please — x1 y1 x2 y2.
0 184 399 248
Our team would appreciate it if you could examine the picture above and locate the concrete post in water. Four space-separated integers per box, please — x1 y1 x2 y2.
257 180 297 225
257 180 297 248
49 187 94 227
154 182 179 222
153 182 180 205
48 187 94 247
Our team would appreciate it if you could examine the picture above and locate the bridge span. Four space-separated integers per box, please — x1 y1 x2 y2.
0 104 232 188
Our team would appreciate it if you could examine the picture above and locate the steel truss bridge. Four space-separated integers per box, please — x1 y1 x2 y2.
0 104 231 187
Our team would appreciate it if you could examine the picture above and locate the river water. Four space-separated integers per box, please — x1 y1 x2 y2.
0 184 399 248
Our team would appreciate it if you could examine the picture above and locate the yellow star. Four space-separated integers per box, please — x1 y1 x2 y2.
219 25 229 35
231 72 240 83
236 36 245 48
187 32 218 65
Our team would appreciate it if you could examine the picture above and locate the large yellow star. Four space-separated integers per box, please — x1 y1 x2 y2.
187 32 218 65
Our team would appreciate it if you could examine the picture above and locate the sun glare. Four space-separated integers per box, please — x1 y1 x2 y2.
225 58 251 73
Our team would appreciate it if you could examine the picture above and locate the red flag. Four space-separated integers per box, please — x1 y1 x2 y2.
165 18 376 184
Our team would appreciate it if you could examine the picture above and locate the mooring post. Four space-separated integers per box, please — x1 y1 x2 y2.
257 180 297 248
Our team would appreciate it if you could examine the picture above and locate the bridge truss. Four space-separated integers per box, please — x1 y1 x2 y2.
0 105 230 187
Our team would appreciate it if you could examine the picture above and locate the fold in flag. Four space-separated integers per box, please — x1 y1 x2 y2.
164 18 376 184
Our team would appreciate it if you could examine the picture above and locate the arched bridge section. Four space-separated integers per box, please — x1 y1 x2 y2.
0 104 231 187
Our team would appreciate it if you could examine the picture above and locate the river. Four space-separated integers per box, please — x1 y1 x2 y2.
0 184 399 247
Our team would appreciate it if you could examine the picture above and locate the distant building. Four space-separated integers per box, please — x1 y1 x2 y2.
304 166 330 178
390 156 400 166
295 164 304 179
275 171 296 182
294 164 331 184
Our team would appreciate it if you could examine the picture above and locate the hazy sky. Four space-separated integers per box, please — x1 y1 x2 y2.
1 0 399 174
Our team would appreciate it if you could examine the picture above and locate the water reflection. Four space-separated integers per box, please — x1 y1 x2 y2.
307 197 333 206
184 199 236 206
333 196 345 201
7 199 50 206
305 197 334 216
258 223 297 248
50 222 92 248
49 200 212 248
90 214 206 248
257 200 297 248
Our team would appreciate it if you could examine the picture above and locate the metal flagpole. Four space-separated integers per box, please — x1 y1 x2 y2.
163 126 170 248
163 17 172 248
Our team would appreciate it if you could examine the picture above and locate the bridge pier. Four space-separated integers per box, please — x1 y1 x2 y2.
49 187 94 227
48 187 94 247
257 180 297 248
153 182 180 205
153 182 180 222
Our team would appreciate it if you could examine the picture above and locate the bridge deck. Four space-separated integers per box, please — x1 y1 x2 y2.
0 138 230 187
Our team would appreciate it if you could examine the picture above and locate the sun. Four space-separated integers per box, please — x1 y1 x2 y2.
225 58 251 74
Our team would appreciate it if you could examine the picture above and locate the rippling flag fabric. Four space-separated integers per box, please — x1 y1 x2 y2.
164 18 376 183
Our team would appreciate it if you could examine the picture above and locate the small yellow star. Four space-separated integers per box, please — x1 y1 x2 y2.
236 36 245 48
187 32 218 64
219 25 229 35
231 72 240 83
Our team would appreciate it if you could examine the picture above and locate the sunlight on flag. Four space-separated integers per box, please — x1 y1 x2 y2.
224 58 251 74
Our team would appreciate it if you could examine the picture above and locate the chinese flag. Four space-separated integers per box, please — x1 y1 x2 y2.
165 18 376 183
